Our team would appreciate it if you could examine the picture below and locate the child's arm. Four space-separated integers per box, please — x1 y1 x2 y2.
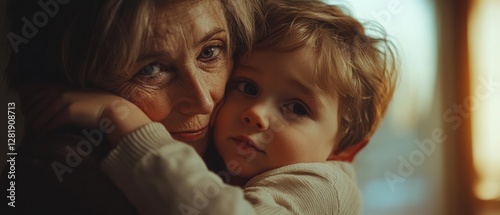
101 122 260 214
101 123 362 215
25 88 312 214
23 88 257 213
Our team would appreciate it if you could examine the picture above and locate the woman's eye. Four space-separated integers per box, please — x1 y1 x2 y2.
133 63 172 86
137 63 163 76
236 81 258 96
198 46 222 61
284 102 310 117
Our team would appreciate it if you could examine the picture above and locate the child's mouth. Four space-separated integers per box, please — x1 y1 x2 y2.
231 136 266 153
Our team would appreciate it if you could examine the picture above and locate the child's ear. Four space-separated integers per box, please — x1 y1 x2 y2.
327 139 369 162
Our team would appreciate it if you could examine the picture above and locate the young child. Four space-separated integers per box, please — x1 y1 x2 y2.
33 0 397 214
207 0 398 212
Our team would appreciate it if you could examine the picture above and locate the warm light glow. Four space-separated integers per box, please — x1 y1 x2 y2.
476 181 500 201
469 0 500 201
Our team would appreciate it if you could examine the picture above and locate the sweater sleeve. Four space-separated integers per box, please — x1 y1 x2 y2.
101 122 361 215
101 122 256 215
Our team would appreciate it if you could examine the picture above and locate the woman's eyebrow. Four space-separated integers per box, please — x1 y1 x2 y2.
137 28 226 62
195 27 226 46
137 51 168 62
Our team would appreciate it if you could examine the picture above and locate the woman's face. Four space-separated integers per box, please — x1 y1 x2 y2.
102 0 231 155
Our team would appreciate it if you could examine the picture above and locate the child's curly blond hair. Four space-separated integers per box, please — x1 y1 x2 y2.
253 0 399 154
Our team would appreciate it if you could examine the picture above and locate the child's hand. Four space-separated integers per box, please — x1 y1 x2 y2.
21 84 152 147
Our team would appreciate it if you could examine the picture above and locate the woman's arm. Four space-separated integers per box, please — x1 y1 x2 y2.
21 86 151 145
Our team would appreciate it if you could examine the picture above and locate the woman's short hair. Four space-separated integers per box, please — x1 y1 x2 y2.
6 0 259 88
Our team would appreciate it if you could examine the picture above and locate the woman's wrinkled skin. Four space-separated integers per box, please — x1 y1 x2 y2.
100 0 232 155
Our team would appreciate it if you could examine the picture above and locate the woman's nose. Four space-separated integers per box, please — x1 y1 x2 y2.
241 104 270 131
177 69 215 115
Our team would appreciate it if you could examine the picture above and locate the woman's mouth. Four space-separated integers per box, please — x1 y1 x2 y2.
170 127 208 142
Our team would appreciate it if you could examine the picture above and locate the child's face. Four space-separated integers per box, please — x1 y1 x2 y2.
213 48 340 178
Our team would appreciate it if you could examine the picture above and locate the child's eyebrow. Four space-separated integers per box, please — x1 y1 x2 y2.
235 64 258 72
288 79 316 96
287 79 325 109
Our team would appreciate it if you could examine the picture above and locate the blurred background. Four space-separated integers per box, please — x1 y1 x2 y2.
1 0 499 214
321 0 500 214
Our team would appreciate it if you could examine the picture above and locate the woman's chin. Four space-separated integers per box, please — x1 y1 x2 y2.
171 129 209 156
190 138 208 156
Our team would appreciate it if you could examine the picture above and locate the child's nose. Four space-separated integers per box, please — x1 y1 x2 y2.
241 106 270 131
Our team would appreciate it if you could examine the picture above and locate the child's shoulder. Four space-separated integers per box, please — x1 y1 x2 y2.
246 161 357 187
244 162 362 214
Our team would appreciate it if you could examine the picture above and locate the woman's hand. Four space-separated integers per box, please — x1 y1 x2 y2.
21 85 152 147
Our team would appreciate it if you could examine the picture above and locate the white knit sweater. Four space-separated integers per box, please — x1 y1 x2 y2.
101 123 362 215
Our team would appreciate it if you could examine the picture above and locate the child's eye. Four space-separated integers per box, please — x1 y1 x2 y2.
283 102 310 118
236 81 258 96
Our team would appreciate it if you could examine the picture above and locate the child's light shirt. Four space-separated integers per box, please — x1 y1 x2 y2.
102 122 362 215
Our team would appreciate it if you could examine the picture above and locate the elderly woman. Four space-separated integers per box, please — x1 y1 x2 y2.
2 0 258 214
